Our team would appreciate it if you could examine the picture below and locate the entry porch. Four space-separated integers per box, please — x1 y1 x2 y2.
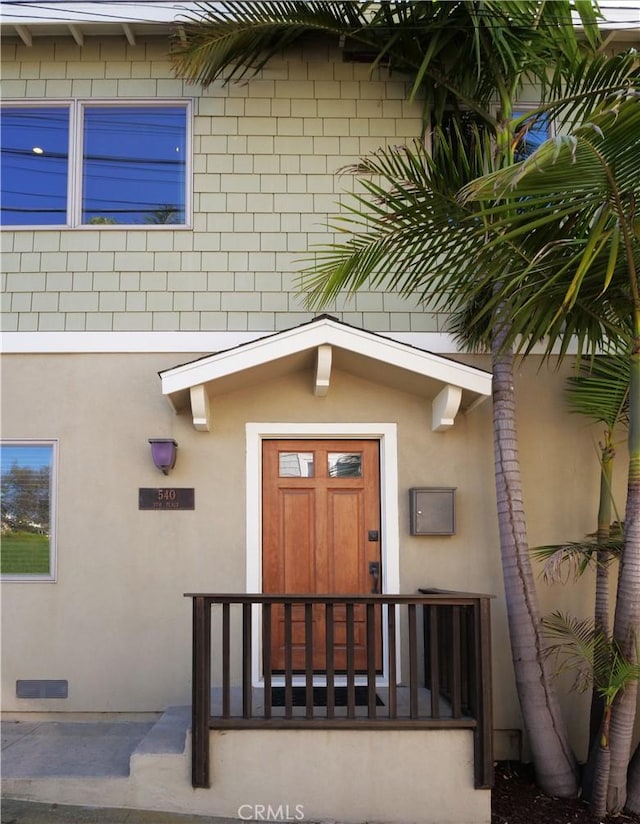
189 591 494 794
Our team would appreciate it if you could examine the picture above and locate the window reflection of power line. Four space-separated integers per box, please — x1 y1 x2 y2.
2 189 66 200
2 204 184 214
2 168 183 188
1 208 67 215
2 148 185 167
2 160 183 178
2 113 185 134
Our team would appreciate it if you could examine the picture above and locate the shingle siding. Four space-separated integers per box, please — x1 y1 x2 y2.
2 35 444 334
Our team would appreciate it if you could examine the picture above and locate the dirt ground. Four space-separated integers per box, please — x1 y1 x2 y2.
491 762 640 824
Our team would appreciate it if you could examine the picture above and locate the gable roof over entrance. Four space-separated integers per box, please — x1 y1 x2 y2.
159 315 492 432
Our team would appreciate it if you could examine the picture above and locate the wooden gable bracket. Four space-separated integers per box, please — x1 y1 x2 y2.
314 344 332 397
122 23 136 46
432 384 463 432
190 384 211 432
15 25 33 46
68 24 84 46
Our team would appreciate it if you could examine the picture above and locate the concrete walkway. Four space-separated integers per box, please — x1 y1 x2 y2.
2 719 155 779
2 798 242 824
1 717 256 824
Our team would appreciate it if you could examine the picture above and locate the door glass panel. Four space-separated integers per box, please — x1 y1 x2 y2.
279 452 314 477
328 453 362 477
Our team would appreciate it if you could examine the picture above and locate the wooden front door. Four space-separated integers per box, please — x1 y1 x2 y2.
262 439 381 672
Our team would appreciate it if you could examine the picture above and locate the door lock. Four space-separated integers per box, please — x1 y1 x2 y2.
368 561 380 593
368 530 379 541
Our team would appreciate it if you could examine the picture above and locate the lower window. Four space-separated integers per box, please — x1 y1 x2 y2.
1 440 57 581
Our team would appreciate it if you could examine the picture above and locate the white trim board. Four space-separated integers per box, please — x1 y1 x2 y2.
1 330 580 355
245 422 401 688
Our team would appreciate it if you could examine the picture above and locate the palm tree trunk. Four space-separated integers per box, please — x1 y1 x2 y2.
606 325 640 813
491 339 579 797
590 707 612 820
595 447 614 640
625 743 640 814
582 449 615 802
591 452 614 750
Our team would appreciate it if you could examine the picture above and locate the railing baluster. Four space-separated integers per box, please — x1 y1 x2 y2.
451 605 462 719
191 596 210 788
262 603 272 720
242 602 252 719
408 603 418 719
429 606 440 719
222 602 230 718
284 601 293 720
346 602 355 718
325 603 335 719
387 602 397 719
441 604 452 697
366 601 376 718
305 601 314 719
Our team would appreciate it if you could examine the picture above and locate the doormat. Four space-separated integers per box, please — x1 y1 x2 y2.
270 686 383 707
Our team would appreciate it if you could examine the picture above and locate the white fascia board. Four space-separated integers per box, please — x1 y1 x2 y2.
1 329 580 357
159 318 492 397
0 330 272 354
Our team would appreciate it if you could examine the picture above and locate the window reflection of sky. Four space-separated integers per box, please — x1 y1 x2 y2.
82 107 186 224
1 107 69 225
1 444 53 474
1 105 187 226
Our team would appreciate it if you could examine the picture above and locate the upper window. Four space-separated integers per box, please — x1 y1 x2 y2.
1 102 190 228
1 441 57 581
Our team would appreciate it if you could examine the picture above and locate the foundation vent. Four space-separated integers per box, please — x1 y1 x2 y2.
16 679 68 699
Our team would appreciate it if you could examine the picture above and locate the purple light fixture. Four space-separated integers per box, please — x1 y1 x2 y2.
149 438 178 475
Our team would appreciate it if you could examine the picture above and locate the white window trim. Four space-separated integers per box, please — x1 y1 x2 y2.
246 422 401 688
1 98 193 230
1 438 58 583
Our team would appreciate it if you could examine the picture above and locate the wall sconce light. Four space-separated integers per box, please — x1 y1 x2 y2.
149 438 178 475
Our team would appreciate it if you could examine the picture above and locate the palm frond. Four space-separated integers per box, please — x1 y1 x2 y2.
543 611 600 693
532 537 622 584
542 612 640 701
459 96 640 357
171 1 373 87
566 348 631 429
298 140 503 315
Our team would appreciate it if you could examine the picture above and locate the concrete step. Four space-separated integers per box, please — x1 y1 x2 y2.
132 706 190 758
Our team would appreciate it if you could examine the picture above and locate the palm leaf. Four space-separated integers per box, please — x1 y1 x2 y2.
566 349 630 430
542 612 640 702
532 536 623 584
459 96 640 356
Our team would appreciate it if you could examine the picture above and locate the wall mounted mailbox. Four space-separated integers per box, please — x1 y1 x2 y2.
409 487 456 535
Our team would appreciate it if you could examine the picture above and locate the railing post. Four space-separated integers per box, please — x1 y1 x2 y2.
472 596 494 789
192 596 211 788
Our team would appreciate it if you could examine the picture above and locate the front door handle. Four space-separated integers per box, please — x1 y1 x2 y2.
368 561 380 594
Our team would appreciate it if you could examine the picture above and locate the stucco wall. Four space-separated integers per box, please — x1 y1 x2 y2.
1 351 630 762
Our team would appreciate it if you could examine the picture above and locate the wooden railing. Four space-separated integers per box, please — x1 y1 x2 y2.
187 592 493 791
